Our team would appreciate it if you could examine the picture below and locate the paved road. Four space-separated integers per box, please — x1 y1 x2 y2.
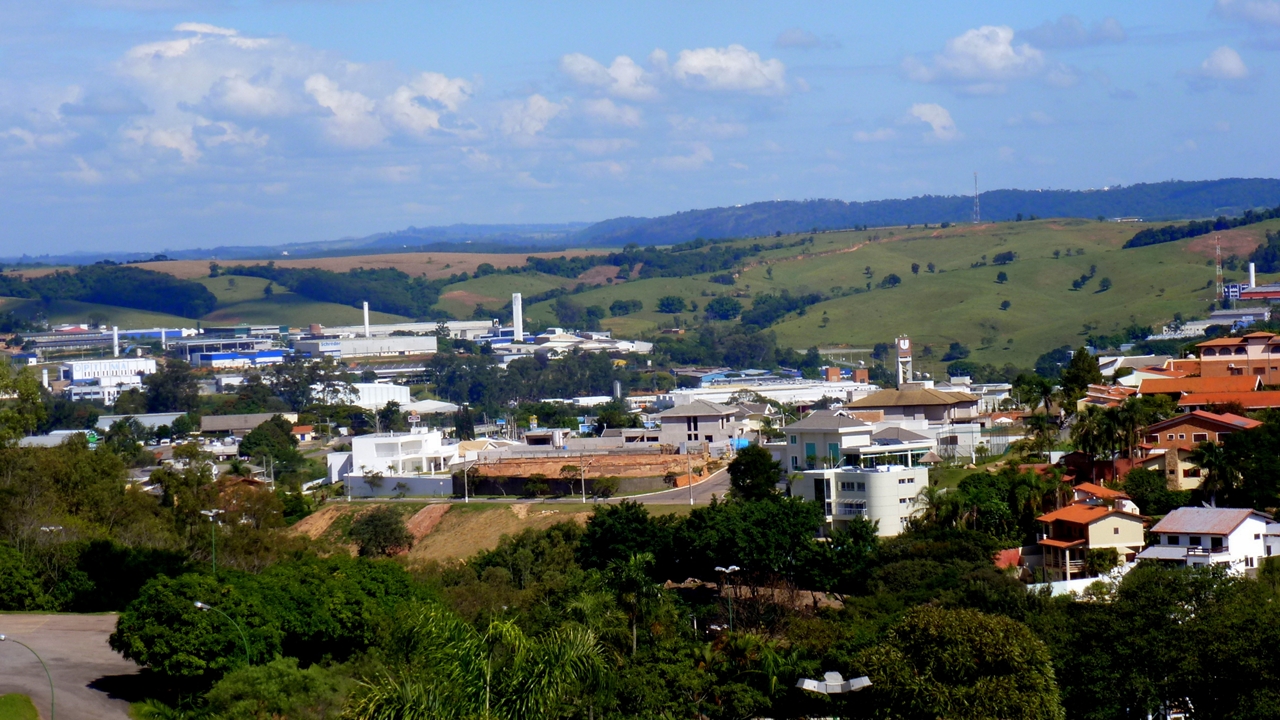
0 614 138 720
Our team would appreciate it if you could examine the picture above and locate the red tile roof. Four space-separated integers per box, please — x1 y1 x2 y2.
1138 376 1260 395
1143 410 1262 434
1039 537 1088 549
1073 482 1130 500
994 548 1021 569
1178 391 1280 409
1150 507 1271 535
1037 503 1117 525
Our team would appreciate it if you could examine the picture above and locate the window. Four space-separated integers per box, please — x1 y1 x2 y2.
1255 533 1262 540
828 443 839 464
1177 434 1186 440
1247 556 1256 568
1114 527 1120 534
1190 536 1202 547
1203 348 1216 356
789 435 797 445
791 456 799 469
1255 367 1266 375
1167 434 1175 441
1167 535 1180 545
1235 347 1247 355
1219 432 1231 439
858 481 865 491
899 497 909 504
1146 435 1159 444
804 443 816 469
1192 433 1208 442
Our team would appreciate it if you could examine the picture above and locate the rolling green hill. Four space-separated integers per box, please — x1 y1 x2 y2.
434 272 576 318
528 218 1280 370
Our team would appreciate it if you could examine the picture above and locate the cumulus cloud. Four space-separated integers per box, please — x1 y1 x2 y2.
904 26 1048 93
853 128 896 142
1214 0 1280 26
653 142 713 170
906 103 959 141
383 72 474 134
1021 15 1126 49
560 53 658 100
581 98 641 127
774 27 840 50
670 45 787 94
304 74 386 147
173 22 238 36
501 94 564 136
1200 46 1250 79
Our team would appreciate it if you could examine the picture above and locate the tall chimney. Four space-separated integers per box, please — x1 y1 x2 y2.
512 293 524 342
363 302 370 338
112 326 119 357
41 368 48 389
160 328 166 349
1250 262 1257 288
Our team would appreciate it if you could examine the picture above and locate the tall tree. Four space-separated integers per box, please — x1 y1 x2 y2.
1058 348 1102 406
144 360 199 413
727 444 782 500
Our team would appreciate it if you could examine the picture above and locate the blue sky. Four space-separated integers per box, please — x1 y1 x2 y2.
3 1 1280 252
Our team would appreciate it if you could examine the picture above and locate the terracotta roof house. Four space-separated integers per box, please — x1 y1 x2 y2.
1138 411 1261 491
1177 390 1280 411
1078 383 1137 412
1037 502 1146 581
1072 482 1141 514
1137 507 1272 573
1196 332 1280 384
1137 375 1261 396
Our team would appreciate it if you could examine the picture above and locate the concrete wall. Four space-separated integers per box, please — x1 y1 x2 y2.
346 475 452 498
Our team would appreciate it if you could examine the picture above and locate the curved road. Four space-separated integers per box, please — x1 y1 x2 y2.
0 614 138 720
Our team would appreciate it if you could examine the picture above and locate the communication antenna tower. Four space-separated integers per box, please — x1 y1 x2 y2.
1215 235 1224 299
972 172 980 224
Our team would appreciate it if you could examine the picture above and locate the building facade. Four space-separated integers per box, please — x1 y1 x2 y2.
1196 332 1280 384
1136 507 1272 573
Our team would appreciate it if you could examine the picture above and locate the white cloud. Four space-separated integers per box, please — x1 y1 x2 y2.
383 72 474 134
667 115 747 139
653 142 713 170
197 118 268 148
1021 15 1125 49
670 45 787 94
775 28 840 50
559 53 658 100
62 156 103 184
582 98 642 127
853 128 895 142
906 103 959 141
174 22 238 36
1200 46 1250 79
125 124 202 162
304 74 386 147
1214 0 1280 26
205 75 295 117
904 26 1045 93
513 171 555 188
501 94 564 136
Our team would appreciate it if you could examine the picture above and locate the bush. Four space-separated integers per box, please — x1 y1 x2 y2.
204 657 351 720
348 506 412 557
704 296 743 321
942 342 971 362
656 296 687 314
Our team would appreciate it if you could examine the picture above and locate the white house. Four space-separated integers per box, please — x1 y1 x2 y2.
779 410 936 537
656 399 743 449
326 428 459 497
1136 507 1273 573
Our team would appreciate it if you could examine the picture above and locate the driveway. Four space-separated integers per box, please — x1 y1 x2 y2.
0 614 139 720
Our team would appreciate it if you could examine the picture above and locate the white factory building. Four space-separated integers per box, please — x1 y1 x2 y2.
61 357 157 404
311 319 497 340
313 382 413 411
295 336 438 360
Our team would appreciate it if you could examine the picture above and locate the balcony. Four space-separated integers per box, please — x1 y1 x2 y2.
1186 545 1229 557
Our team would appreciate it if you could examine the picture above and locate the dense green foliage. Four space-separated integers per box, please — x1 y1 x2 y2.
1124 203 1280 248
0 264 217 318
222 263 456 318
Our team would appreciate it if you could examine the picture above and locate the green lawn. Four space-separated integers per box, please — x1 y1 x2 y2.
435 272 574 318
0 297 191 328
525 275 730 329
0 694 39 720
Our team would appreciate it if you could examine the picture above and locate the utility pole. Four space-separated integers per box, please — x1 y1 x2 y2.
580 453 587 504
688 453 694 506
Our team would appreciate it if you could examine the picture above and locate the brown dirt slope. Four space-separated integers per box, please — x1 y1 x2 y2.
407 505 591 564
405 504 451 541
140 250 602 280
290 503 348 540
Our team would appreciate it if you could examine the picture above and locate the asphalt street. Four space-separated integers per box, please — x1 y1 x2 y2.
0 614 138 720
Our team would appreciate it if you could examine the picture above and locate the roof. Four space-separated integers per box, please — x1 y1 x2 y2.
1039 537 1088 549
918 451 943 464
1135 546 1190 561
1073 482 1130 500
994 548 1021 569
1149 507 1271 535
784 410 869 431
871 426 931 443
1143 410 1262 434
1197 337 1252 347
1037 503 1141 525
291 425 314 434
846 387 978 408
202 413 288 432
1138 376 1260 395
1178 391 1280 409
657 399 739 418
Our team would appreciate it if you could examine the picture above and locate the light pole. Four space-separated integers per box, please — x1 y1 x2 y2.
200 509 224 574
0 634 54 720
796 671 871 694
688 453 694 506
194 601 251 667
714 565 740 631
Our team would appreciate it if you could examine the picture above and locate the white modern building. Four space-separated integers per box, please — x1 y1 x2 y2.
778 410 936 537
314 382 412 411
656 380 878 409
61 357 156 404
295 336 438 359
1136 507 1273 573
313 319 496 340
326 428 459 497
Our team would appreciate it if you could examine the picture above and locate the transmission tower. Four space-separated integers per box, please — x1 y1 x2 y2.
1215 235 1224 299
972 172 980 224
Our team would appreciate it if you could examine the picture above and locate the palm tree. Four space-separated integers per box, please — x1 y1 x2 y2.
1188 441 1239 506
912 483 961 530
347 605 605 720
607 553 663 655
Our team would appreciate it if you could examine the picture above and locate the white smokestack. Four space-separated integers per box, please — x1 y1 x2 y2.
41 368 48 390
112 326 119 357
160 328 166 349
363 302 370 338
512 293 524 342
1250 262 1257 288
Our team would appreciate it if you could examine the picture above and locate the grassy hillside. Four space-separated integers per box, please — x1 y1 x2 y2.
434 272 574 318
195 276 409 326
0 297 191 328
530 218 1280 369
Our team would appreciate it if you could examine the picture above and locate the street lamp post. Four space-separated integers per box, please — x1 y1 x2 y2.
194 601 251 667
796 671 871 695
0 634 54 720
200 509 224 574
714 565 740 631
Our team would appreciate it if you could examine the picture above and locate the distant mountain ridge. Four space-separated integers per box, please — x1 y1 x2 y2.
9 178 1280 265
572 178 1280 246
